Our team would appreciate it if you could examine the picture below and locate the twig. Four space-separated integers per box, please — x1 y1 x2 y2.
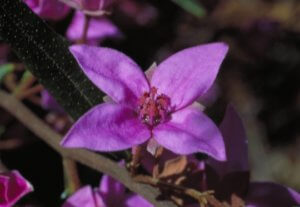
134 175 215 206
0 90 177 207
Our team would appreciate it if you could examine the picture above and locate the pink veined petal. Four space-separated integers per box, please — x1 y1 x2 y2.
69 45 149 108
62 186 106 207
66 12 121 45
246 182 300 207
207 105 248 177
151 43 228 111
152 105 226 160
99 175 125 206
0 170 33 207
125 195 153 207
61 103 151 151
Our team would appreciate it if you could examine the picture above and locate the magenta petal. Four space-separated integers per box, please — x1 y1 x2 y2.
0 170 33 207
153 106 226 160
99 175 125 205
151 43 228 111
61 103 151 151
70 45 149 107
66 12 121 45
246 182 300 207
63 186 106 207
207 105 248 176
125 195 153 207
24 0 70 20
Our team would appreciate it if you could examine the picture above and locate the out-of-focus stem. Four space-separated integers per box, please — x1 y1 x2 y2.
78 15 90 44
63 158 81 196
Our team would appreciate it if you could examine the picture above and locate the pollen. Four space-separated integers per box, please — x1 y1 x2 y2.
138 87 171 127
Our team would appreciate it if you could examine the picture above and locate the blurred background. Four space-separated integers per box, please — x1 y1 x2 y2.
0 0 299 206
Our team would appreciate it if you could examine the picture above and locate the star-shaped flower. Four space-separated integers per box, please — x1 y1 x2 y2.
61 43 228 160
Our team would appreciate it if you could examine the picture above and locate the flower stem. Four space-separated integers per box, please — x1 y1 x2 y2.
79 14 91 44
62 158 81 196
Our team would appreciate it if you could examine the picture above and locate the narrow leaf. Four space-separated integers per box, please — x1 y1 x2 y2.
0 0 103 119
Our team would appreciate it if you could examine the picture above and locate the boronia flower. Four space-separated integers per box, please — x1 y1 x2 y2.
66 11 122 45
63 174 152 207
61 43 228 160
0 170 33 207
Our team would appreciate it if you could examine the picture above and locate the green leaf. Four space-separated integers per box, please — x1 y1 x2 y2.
0 64 14 82
171 0 206 18
0 0 103 120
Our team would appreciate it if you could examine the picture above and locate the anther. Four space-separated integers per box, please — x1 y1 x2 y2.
137 87 171 127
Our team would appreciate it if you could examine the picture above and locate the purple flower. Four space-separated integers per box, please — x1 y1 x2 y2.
206 105 300 206
63 174 152 207
66 11 121 45
0 170 33 207
61 43 228 160
23 0 70 20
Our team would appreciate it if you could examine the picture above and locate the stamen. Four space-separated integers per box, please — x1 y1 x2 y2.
138 87 171 127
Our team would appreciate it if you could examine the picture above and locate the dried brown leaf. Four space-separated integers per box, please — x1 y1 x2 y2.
158 156 188 179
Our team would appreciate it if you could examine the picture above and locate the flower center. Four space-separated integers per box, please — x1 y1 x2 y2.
137 87 171 127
